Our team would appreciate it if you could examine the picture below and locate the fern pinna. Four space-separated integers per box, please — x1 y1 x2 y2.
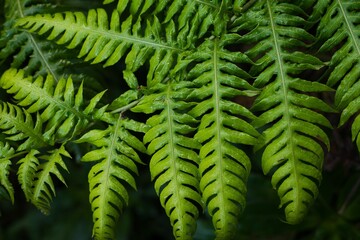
234 1 335 224
75 116 148 239
314 0 360 149
132 82 203 239
0 68 106 142
178 36 259 238
1 0 360 239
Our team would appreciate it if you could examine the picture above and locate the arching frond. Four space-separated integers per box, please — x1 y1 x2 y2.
178 35 259 238
15 0 220 87
238 0 334 224
0 142 15 203
75 115 147 240
132 82 203 240
315 0 360 149
14 145 70 214
15 8 180 87
0 68 105 141
0 102 49 150
27 145 70 214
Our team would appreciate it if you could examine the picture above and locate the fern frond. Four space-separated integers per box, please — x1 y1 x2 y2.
0 142 16 203
239 0 334 224
17 149 39 202
75 115 147 240
132 82 203 239
113 0 217 40
15 0 220 87
0 68 105 141
15 8 180 78
179 35 259 238
28 145 70 214
315 0 360 149
0 102 49 150
16 146 70 214
0 158 13 203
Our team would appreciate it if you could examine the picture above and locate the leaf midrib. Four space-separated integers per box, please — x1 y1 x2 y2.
32 152 58 208
26 14 183 53
1 104 47 147
213 38 226 224
337 0 360 57
14 76 88 120
16 0 59 82
97 119 121 236
165 83 186 228
267 0 300 207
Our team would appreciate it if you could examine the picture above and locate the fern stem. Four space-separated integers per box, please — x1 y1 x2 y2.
6 150 28 160
16 0 59 82
110 97 143 114
29 34 59 82
16 0 24 18
212 38 227 225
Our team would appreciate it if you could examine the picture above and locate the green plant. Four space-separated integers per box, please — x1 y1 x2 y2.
0 0 360 239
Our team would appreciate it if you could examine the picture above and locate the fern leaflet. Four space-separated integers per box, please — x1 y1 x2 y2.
0 142 16 203
0 101 49 150
315 0 360 149
179 35 259 238
132 82 203 239
27 145 70 214
238 0 334 224
17 149 39 202
15 8 179 86
75 115 148 240
0 68 106 142
15 0 220 87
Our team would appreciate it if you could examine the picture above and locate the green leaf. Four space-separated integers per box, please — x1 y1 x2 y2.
180 35 259 238
0 142 15 203
15 8 180 82
30 145 70 214
15 1 219 87
76 115 147 240
108 89 140 112
17 149 40 202
135 82 203 239
316 0 360 150
0 102 49 150
0 68 105 141
242 0 332 224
